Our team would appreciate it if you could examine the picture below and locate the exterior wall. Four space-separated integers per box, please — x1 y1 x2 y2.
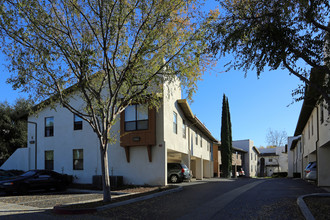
292 140 303 177
213 144 219 177
163 79 213 180
2 77 215 186
11 88 168 185
317 102 330 186
232 140 257 177
302 108 318 158
1 148 30 171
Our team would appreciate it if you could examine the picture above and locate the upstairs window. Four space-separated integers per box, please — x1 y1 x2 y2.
74 114 83 130
45 117 54 137
182 119 186 138
196 132 198 145
173 112 177 134
125 104 148 131
200 136 202 147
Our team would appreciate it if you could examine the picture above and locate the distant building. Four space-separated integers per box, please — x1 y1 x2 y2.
258 147 288 177
232 140 259 177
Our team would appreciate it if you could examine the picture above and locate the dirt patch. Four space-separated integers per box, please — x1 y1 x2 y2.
304 196 330 220
57 185 177 210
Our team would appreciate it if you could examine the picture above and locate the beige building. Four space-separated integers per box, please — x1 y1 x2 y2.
289 94 330 186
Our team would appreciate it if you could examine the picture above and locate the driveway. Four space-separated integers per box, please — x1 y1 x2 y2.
0 178 327 219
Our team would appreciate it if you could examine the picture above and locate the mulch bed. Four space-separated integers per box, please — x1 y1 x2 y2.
304 196 330 220
57 185 177 210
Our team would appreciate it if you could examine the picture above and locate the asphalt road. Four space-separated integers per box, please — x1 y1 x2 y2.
0 178 327 219
93 178 326 220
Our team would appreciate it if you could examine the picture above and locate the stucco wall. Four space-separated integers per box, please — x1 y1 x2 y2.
232 140 257 177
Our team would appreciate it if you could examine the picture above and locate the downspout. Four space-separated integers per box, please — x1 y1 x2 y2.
316 106 320 186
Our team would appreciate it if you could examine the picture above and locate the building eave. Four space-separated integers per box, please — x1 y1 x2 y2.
177 99 217 142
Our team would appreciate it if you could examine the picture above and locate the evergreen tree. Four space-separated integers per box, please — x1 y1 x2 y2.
226 97 233 173
220 94 232 178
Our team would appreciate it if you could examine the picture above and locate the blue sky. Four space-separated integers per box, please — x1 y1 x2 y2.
0 0 304 148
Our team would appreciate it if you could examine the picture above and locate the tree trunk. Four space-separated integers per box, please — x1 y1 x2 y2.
100 145 111 202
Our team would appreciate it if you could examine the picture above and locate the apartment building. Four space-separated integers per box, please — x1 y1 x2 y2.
1 79 216 186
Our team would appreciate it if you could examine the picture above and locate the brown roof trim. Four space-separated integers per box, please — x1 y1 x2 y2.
290 137 301 150
177 99 217 142
253 146 260 155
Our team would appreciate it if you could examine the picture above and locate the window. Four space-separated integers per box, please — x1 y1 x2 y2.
125 104 148 131
74 114 83 130
308 121 310 139
182 120 186 138
251 165 253 172
45 117 54 137
196 132 198 145
269 158 273 162
200 136 202 147
45 150 54 170
73 149 83 170
207 142 210 151
173 112 177 134
251 153 252 160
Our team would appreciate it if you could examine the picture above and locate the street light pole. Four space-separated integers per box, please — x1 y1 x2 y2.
27 121 37 169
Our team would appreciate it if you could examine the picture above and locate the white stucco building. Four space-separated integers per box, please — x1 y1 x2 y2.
232 139 259 177
1 79 216 186
258 147 288 177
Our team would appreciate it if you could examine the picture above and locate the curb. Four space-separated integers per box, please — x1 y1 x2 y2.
297 193 330 220
53 186 183 215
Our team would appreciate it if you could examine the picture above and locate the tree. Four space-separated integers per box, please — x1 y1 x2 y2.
0 98 33 165
0 0 215 201
210 0 330 108
220 94 232 178
266 128 288 147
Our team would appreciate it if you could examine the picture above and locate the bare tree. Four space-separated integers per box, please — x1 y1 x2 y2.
266 128 288 148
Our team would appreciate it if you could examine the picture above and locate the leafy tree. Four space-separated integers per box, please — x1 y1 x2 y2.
210 0 330 107
0 0 215 201
0 98 33 165
266 128 288 147
220 94 232 178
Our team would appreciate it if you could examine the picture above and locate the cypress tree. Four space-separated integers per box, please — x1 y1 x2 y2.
220 94 231 178
226 97 233 175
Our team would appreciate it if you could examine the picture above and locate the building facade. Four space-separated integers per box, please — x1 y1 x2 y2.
258 147 288 177
232 140 259 177
289 95 330 186
1 79 216 186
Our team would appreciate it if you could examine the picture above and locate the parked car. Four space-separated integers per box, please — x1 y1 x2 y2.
238 168 245 176
304 162 317 181
167 163 191 183
0 169 16 181
0 170 70 194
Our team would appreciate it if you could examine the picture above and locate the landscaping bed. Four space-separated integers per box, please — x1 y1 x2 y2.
55 185 178 210
304 196 330 220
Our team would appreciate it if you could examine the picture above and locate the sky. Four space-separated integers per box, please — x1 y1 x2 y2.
0 0 304 148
